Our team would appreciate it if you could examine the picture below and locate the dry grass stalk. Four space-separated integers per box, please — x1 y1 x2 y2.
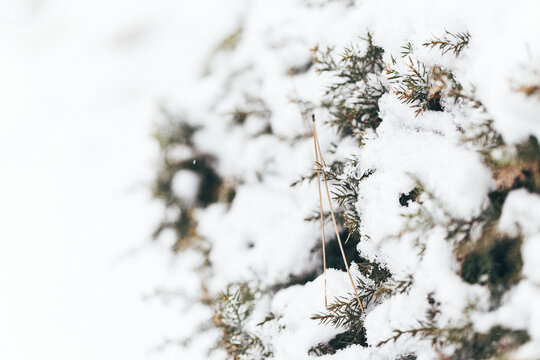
312 115 365 314
312 116 329 308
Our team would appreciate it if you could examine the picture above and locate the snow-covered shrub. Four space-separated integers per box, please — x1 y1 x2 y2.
151 1 540 359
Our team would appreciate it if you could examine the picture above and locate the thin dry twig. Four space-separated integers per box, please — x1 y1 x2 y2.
312 116 328 309
312 114 365 314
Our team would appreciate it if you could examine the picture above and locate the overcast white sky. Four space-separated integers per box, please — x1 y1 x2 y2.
0 1 242 358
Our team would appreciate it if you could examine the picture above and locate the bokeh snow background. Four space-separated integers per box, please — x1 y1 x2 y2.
0 0 243 359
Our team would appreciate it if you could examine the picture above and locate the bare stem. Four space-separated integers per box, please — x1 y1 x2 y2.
312 114 328 309
312 115 365 314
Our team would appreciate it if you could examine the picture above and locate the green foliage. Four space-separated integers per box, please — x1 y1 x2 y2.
151 26 539 360
309 271 413 356
309 289 367 355
422 30 471 56
398 138 536 308
213 283 271 360
152 109 235 251
287 59 314 76
386 57 445 116
400 42 414 58
453 137 540 307
382 71 538 358
217 27 243 52
381 316 528 360
399 186 422 207
452 135 539 261
452 326 529 360
229 95 272 134
303 30 537 360
461 236 523 306
396 355 417 360
489 136 540 194
399 176 523 302
379 293 529 359
381 322 529 360
309 261 397 355
308 327 366 356
154 113 201 150
307 228 366 282
332 163 374 236
461 119 504 157
290 146 349 186
293 151 373 237
202 26 243 76
386 33 474 116
312 33 386 140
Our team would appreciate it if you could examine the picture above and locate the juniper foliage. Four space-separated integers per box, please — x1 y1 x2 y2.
150 26 540 360
312 33 386 140
422 30 471 56
386 33 474 116
330 161 374 235
229 95 273 137
292 149 374 237
386 57 444 116
213 283 272 360
378 32 538 358
309 261 398 355
152 109 235 251
379 295 529 359
202 26 243 76
383 110 538 358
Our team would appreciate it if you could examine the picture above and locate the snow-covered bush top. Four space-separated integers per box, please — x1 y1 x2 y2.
151 0 540 359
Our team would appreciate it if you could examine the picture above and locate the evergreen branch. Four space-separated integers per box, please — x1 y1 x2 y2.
387 56 431 116
213 283 271 360
400 42 414 58
422 30 471 56
313 33 387 141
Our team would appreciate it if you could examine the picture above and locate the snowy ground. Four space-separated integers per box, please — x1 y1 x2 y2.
0 1 242 359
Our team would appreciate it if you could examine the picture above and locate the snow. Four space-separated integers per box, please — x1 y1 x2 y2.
268 270 351 358
177 0 540 358
0 0 243 359
2 0 540 359
472 190 540 353
199 178 320 288
172 170 200 205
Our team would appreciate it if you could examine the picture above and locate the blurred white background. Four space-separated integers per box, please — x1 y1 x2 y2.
0 0 242 358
